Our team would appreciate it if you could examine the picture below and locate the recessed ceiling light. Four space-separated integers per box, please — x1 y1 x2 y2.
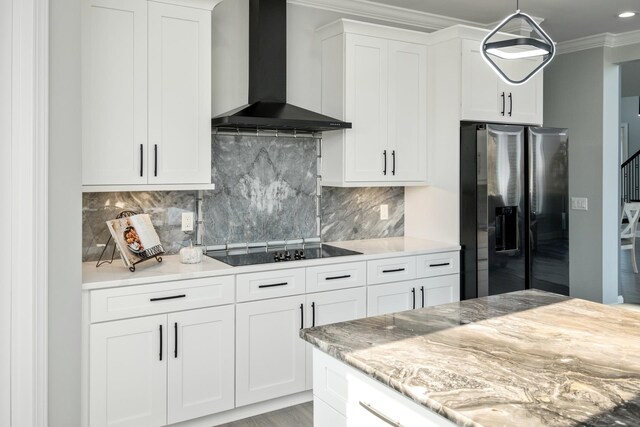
619 11 637 18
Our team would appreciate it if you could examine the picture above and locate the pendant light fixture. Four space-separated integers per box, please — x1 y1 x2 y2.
481 0 555 85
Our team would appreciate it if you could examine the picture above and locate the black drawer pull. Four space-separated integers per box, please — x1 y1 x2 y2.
150 294 186 302
139 144 144 177
258 282 288 289
411 287 416 309
382 268 405 273
325 274 351 281
311 302 316 327
429 262 450 267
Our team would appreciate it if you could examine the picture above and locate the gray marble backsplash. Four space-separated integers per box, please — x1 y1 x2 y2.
82 135 405 262
321 187 404 242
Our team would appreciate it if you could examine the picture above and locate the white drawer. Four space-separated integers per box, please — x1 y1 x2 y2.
416 252 460 278
367 256 416 285
313 349 455 426
90 276 234 323
236 268 305 302
306 262 366 293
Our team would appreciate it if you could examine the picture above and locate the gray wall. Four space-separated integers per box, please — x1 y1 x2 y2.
543 47 619 303
621 60 640 97
49 0 82 425
622 96 640 157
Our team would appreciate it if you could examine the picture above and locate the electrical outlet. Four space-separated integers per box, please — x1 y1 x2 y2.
182 212 194 232
380 204 389 220
571 197 588 211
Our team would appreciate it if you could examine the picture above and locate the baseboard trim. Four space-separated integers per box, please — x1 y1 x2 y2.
170 391 313 427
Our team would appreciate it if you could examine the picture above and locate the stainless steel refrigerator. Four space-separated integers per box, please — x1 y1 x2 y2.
460 123 569 299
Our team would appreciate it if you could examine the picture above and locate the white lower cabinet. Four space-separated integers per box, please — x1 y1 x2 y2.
167 305 235 424
235 295 307 407
89 306 234 427
367 275 460 316
305 287 367 390
313 349 456 427
90 315 167 427
367 280 418 316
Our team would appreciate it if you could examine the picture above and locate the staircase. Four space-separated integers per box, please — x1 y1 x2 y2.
622 149 640 203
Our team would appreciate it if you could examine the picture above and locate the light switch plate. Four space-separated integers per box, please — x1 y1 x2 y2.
182 212 194 231
571 197 588 211
380 204 389 220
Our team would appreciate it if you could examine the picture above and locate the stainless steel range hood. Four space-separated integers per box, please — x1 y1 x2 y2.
211 0 351 133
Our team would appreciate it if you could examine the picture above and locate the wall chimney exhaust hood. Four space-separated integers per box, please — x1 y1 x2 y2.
211 0 351 132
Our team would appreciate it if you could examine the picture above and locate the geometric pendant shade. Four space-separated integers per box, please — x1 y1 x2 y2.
481 10 555 85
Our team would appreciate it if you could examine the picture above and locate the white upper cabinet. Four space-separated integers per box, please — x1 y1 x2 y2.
148 2 212 184
460 38 543 125
318 20 428 187
82 0 148 186
82 0 214 189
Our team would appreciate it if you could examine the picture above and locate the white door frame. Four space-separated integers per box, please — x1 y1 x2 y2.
0 0 49 426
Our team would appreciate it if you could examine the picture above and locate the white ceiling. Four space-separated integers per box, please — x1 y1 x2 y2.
369 0 640 42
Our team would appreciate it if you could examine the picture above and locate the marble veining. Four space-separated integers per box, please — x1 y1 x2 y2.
204 134 318 244
301 290 640 426
321 186 404 242
82 191 196 261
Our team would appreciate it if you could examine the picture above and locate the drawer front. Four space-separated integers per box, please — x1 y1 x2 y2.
90 276 235 323
306 262 366 293
367 256 416 285
236 268 305 302
416 251 460 278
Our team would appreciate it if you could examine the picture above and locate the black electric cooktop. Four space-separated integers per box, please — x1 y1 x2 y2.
206 244 361 267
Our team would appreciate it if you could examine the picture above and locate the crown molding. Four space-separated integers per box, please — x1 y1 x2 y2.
288 0 482 31
557 29 640 55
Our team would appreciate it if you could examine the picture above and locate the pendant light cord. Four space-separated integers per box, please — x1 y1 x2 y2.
516 0 519 11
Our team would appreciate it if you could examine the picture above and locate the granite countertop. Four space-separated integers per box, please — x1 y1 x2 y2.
301 290 640 427
82 236 460 290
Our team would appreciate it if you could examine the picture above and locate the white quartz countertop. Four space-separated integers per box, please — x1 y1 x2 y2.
82 236 460 290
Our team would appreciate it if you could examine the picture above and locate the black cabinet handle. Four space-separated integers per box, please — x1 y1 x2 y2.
325 274 351 281
383 150 387 175
311 302 316 327
174 322 178 359
139 144 144 177
300 303 304 330
500 92 505 116
411 288 416 309
420 286 425 308
150 294 186 302
258 282 288 289
382 267 405 273
159 324 163 361
429 262 450 267
508 93 513 116
154 144 158 177
391 150 396 176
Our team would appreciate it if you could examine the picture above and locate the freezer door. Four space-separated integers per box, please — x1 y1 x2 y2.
485 124 526 296
528 127 569 295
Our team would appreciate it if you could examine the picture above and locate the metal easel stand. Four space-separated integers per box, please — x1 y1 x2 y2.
95 210 163 272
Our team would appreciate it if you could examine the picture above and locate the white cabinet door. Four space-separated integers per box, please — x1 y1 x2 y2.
90 315 166 427
148 2 211 184
345 34 389 182
502 60 543 125
305 287 367 389
460 39 502 123
387 40 427 182
82 0 148 185
167 305 235 424
367 281 418 316
420 275 460 307
236 295 307 406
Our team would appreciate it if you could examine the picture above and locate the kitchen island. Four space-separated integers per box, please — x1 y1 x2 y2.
301 290 640 426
